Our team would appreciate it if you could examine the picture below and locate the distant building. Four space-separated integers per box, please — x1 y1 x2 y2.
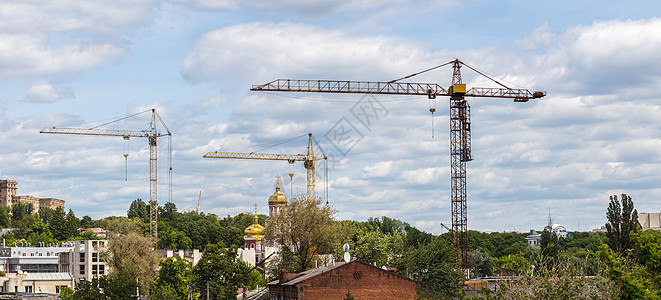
0 180 64 213
238 178 283 267
0 243 76 293
544 211 569 238
57 240 108 284
638 213 661 230
269 260 418 300
524 230 542 245
154 249 201 267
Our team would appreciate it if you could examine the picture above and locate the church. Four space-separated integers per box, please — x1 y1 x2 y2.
237 177 286 266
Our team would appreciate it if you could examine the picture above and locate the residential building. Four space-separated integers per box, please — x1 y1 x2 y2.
0 272 72 294
57 240 108 283
268 260 418 300
0 180 64 213
0 245 73 274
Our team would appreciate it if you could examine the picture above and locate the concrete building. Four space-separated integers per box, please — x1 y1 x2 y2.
638 213 661 230
0 180 64 213
268 260 418 300
57 240 108 284
154 249 201 267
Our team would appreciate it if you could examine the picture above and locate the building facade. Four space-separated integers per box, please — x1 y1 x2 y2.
0 180 64 213
57 240 108 283
268 260 418 300
639 213 661 230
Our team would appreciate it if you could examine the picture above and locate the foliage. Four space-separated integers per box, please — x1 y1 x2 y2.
467 250 493 278
100 274 139 299
605 194 640 255
407 236 463 299
73 277 105 300
10 202 34 223
191 242 263 299
540 229 559 260
599 229 661 299
493 254 531 275
58 286 75 300
344 290 355 300
265 196 351 273
151 256 191 300
101 230 159 294
24 221 56 246
0 206 9 228
350 226 406 268
127 198 149 222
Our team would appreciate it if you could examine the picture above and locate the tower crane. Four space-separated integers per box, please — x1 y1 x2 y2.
40 109 171 245
250 59 546 268
203 133 327 200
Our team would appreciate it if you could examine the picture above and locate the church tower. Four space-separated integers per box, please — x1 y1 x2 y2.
268 176 287 218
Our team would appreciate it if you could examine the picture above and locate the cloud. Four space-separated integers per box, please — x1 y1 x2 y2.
172 0 406 17
182 22 437 84
0 0 158 81
23 82 75 103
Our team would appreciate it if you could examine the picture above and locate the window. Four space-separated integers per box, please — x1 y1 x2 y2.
92 253 98 262
25 286 33 293
99 265 105 275
79 253 85 263
80 265 85 275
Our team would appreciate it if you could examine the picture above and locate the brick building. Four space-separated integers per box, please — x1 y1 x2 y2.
268 260 418 300
0 180 64 213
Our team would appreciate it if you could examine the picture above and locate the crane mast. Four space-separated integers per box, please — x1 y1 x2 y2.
40 109 171 245
203 133 326 200
250 59 545 268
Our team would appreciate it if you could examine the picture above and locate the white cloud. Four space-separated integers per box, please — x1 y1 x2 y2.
23 82 75 103
182 22 437 84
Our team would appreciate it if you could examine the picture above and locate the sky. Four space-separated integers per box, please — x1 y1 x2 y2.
1 0 661 234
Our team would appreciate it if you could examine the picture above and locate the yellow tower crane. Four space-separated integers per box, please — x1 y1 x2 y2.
40 109 171 245
203 133 326 200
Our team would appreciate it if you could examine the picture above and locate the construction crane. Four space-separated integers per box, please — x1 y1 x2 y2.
196 191 202 213
203 133 326 200
250 59 545 268
40 109 171 245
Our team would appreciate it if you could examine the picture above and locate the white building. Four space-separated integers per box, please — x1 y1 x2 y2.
0 243 76 293
524 230 542 245
57 240 109 284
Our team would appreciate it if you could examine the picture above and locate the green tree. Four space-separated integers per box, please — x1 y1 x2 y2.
605 194 640 255
11 202 34 223
467 249 493 278
406 236 463 299
127 198 149 222
151 256 191 300
100 274 139 299
58 286 75 300
38 207 55 225
73 277 105 300
101 230 158 294
24 221 56 246
48 207 66 241
64 209 80 240
493 254 531 275
191 242 261 299
540 229 559 260
265 196 351 273
0 206 10 228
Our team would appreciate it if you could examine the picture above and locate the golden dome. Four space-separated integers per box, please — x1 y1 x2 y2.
244 214 265 239
268 178 287 206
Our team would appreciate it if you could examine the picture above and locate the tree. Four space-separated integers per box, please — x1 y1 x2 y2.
191 242 262 299
24 221 56 246
265 196 351 273
605 194 640 254
38 207 55 225
58 286 75 300
101 229 159 294
467 249 493 277
406 236 463 299
73 277 105 300
127 198 149 222
540 229 559 260
11 202 34 223
64 209 80 240
0 206 10 228
48 207 66 241
151 256 191 300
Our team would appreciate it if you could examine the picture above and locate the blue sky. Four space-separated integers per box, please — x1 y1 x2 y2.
1 0 661 234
